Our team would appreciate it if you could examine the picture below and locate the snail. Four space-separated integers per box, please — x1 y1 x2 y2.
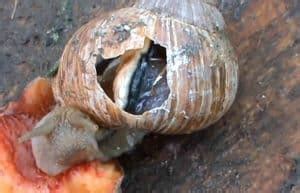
20 0 238 176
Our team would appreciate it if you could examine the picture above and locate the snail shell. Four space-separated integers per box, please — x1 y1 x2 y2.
53 0 238 134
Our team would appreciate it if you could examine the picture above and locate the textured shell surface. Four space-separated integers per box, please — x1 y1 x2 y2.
53 0 238 134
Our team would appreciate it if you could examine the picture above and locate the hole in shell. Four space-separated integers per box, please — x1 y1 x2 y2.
96 39 170 115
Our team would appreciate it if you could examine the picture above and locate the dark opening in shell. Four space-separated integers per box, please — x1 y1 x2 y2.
96 40 170 115
94 41 170 158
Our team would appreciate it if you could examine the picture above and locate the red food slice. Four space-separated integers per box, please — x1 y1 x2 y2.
0 77 123 193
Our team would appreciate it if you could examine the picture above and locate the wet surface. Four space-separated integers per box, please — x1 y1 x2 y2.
0 0 300 192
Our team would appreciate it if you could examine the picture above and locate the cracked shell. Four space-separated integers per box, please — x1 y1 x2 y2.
53 0 238 134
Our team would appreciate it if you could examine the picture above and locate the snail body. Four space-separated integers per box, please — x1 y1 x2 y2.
53 0 238 134
19 107 110 175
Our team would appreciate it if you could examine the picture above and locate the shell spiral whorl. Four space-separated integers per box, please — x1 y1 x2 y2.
53 0 238 134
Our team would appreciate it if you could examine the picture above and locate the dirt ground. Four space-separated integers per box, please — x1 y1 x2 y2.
0 0 299 192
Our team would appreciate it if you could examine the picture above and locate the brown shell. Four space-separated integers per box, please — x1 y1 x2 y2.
53 0 238 134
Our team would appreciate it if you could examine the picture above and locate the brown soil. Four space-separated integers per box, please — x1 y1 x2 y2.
1 0 299 192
